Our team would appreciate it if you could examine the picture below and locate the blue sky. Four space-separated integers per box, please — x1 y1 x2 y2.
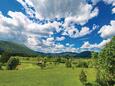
0 0 115 53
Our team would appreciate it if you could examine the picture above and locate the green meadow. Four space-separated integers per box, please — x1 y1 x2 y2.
0 60 96 86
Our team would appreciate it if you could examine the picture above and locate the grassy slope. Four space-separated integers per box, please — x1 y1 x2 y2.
0 41 37 56
0 62 96 86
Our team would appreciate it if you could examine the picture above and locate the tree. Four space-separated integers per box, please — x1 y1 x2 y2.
91 52 98 59
91 52 99 68
65 58 72 68
37 58 47 69
97 36 115 86
0 48 11 63
79 69 87 85
0 63 2 70
7 57 20 70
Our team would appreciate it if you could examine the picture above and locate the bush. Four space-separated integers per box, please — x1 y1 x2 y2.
0 52 11 63
79 69 87 85
0 63 2 70
76 61 88 68
6 57 20 70
65 58 72 68
25 57 30 60
37 58 47 69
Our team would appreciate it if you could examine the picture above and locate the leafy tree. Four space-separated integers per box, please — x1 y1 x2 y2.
0 48 11 63
0 63 2 70
91 52 98 59
65 58 72 68
96 36 115 86
37 58 47 69
79 69 87 85
91 52 99 68
76 61 88 68
7 57 20 70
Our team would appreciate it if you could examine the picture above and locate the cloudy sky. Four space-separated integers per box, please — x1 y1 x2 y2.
0 0 115 53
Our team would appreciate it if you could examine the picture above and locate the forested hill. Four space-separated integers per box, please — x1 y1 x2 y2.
40 51 92 58
0 41 38 56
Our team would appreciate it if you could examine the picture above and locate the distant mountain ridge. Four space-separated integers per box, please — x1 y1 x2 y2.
0 40 91 58
38 51 91 58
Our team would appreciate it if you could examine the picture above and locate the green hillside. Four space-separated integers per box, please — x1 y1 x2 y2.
0 41 37 56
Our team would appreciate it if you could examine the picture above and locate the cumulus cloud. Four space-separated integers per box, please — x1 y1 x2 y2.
91 0 115 5
103 0 115 5
63 6 98 25
81 39 111 51
98 20 115 38
112 7 115 14
16 0 99 40
17 0 99 25
56 37 65 41
62 26 94 38
31 0 84 18
31 37 78 53
0 11 62 40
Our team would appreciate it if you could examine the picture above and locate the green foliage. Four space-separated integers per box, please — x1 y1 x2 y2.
96 36 115 86
76 61 88 68
56 57 62 63
79 69 87 85
65 58 72 68
0 63 2 70
0 49 11 63
7 57 20 70
0 41 38 57
91 52 98 59
37 58 47 69
96 70 107 86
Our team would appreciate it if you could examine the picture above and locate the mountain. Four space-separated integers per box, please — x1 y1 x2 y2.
37 51 92 58
0 40 38 56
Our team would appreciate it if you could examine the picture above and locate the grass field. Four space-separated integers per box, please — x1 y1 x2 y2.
0 61 96 86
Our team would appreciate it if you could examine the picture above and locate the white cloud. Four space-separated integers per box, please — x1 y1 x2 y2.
103 0 115 6
17 0 43 19
112 7 115 14
98 20 115 38
79 27 91 36
91 0 101 5
0 11 61 40
62 6 98 25
91 0 115 6
81 39 111 51
30 0 84 18
62 26 94 38
56 37 65 41
97 39 111 48
17 0 99 25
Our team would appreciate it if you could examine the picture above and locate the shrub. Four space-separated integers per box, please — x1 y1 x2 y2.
37 58 47 69
0 63 2 70
65 58 72 68
76 61 88 68
0 52 11 63
56 58 62 63
25 57 30 60
6 57 20 70
79 69 87 85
